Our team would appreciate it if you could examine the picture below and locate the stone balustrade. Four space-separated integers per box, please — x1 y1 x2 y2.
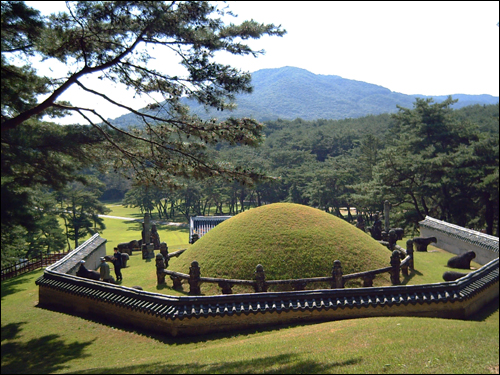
156 247 414 295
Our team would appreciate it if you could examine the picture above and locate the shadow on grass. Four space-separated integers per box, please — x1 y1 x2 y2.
469 297 499 322
1 272 38 301
1 323 94 374
70 353 363 374
155 284 190 296
1 322 26 342
401 269 422 285
35 303 332 347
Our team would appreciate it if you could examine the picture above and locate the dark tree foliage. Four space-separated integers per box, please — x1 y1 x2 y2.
1 1 285 263
355 98 499 234
1 1 285 187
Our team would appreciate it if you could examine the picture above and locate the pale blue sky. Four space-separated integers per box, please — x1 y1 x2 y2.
24 1 500 124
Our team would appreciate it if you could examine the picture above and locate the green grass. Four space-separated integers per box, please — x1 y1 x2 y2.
61 203 189 252
401 244 481 285
1 265 498 374
2 204 498 374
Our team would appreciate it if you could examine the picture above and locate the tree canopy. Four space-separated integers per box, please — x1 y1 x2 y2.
1 1 285 265
1 0 285 186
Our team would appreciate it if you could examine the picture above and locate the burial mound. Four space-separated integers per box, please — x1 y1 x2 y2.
171 203 392 285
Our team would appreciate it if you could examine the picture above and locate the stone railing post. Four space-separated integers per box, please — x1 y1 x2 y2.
218 281 233 294
401 258 409 277
292 280 307 291
189 261 201 295
159 242 169 260
331 260 344 288
362 273 375 287
388 229 397 250
390 250 401 285
254 264 267 293
155 253 166 285
170 275 183 289
406 239 414 271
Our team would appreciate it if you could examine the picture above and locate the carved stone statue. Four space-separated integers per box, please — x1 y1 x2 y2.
368 214 383 240
387 229 397 250
394 228 404 241
188 261 201 295
156 253 167 285
355 215 366 232
254 264 267 293
447 251 476 270
413 237 437 252
151 224 161 250
332 260 343 288
159 242 169 260
76 260 100 280
443 271 467 281
117 240 139 255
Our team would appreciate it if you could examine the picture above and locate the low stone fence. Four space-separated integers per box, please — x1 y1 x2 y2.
36 232 498 338
157 248 413 295
50 234 107 275
36 256 498 337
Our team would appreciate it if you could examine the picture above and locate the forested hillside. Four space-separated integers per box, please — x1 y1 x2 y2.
111 67 499 127
109 101 499 238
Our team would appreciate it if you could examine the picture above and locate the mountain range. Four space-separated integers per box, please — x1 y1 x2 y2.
111 66 499 127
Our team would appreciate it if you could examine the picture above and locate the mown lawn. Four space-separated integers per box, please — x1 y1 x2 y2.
1 206 498 374
1 263 498 374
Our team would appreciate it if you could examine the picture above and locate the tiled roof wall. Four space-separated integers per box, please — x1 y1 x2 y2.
419 216 499 254
37 257 498 321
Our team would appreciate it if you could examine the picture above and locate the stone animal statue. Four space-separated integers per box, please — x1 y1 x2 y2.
368 214 383 240
412 237 437 252
76 262 100 280
117 240 140 255
120 252 130 268
394 228 404 240
447 251 476 270
443 271 467 282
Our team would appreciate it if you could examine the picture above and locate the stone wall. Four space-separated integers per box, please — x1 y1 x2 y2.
419 216 499 265
36 231 499 338
50 234 107 275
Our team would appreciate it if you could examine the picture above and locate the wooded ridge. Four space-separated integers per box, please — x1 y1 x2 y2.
110 66 499 127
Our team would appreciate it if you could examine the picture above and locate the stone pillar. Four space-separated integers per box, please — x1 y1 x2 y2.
388 229 397 250
331 260 344 288
188 261 201 295
384 200 391 232
144 213 151 245
218 281 233 294
406 239 414 271
390 250 401 285
120 252 129 268
254 264 267 293
160 242 169 260
155 253 166 285
170 275 183 289
362 273 375 287
292 280 307 291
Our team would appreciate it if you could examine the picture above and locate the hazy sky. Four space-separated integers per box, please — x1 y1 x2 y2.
24 1 500 124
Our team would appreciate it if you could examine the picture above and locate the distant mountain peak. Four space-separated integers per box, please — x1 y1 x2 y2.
110 66 499 127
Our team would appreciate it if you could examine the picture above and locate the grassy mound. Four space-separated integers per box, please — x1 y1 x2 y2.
170 203 392 288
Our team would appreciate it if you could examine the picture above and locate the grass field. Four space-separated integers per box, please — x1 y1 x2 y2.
1 204 498 374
